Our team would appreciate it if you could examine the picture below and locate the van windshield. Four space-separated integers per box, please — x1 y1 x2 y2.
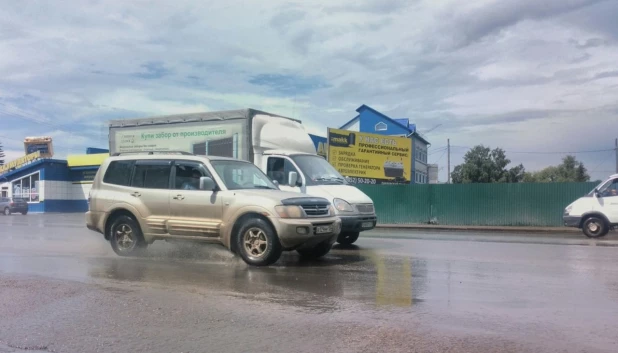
291 155 347 185
210 160 278 191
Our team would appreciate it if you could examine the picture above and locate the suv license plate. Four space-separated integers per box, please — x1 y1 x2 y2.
361 221 373 228
316 225 332 234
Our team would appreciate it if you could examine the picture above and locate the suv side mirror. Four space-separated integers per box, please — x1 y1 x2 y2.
288 171 299 187
199 176 216 191
272 180 279 186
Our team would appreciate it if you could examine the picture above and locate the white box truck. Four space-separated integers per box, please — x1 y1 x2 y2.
108 108 377 245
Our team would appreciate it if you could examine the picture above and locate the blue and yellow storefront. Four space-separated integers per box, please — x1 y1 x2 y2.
0 149 108 213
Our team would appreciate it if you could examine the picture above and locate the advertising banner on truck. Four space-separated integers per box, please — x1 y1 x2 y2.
109 121 246 158
327 128 412 185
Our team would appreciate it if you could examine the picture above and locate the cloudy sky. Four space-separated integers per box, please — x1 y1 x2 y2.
1 0 617 181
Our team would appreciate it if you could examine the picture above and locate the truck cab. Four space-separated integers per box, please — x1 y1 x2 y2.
256 150 377 245
563 173 618 238
250 112 377 245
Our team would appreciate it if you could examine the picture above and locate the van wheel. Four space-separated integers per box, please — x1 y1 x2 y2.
337 231 359 245
3 208 10 216
582 216 609 238
109 215 146 256
236 218 282 266
297 241 332 259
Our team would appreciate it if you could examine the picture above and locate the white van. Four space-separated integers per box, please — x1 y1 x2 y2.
563 173 618 237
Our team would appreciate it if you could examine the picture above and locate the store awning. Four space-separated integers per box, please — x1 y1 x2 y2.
66 153 109 168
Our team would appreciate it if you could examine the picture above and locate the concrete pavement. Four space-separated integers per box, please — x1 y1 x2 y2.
1 213 618 352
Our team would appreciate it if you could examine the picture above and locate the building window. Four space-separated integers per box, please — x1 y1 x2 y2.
375 122 387 131
11 172 40 203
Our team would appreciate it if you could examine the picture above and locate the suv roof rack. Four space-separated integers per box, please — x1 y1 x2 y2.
111 151 195 156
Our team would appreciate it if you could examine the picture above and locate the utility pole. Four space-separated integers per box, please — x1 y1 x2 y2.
447 138 451 184
615 138 618 174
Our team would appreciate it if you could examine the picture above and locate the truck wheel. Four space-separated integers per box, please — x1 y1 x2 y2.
236 218 282 266
337 231 359 245
582 216 609 238
297 241 332 259
109 215 146 256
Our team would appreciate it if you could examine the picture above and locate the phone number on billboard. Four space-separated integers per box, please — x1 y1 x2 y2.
345 177 377 184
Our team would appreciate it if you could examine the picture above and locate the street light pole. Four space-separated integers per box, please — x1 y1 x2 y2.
447 138 451 184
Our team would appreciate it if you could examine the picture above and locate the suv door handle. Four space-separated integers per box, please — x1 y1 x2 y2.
131 191 141 197
173 194 185 200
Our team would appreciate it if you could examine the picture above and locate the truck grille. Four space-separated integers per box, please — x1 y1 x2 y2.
356 204 375 214
301 204 330 217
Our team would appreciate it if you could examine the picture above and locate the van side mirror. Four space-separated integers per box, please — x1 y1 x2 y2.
288 171 299 187
199 176 216 191
272 180 279 186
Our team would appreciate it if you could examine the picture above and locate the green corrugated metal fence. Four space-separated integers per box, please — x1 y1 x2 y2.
358 182 598 227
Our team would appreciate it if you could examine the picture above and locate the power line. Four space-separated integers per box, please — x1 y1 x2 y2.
0 105 105 140
435 148 448 163
449 145 615 155
590 151 614 174
429 147 447 155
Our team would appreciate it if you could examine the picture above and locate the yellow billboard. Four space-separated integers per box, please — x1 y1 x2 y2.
327 128 412 184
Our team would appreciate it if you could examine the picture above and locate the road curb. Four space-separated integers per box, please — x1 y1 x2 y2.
375 224 580 233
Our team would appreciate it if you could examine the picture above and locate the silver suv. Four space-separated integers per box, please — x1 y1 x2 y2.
86 152 342 266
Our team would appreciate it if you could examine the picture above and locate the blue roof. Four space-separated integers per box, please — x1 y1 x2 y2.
355 105 413 132
0 159 67 181
393 118 409 129
339 104 430 145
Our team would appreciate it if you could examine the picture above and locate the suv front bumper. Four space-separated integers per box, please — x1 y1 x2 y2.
273 216 342 249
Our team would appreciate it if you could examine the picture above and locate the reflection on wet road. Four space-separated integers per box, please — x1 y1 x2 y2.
1 214 618 352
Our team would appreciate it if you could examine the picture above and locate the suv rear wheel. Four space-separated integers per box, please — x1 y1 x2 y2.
582 216 609 238
236 218 282 266
3 207 10 216
109 215 146 256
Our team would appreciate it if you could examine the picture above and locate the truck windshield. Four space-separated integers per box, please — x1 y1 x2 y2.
291 155 347 185
211 160 278 191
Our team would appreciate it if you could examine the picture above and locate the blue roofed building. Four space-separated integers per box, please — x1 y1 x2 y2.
340 105 431 184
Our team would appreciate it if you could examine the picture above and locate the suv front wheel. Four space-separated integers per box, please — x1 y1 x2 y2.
109 215 147 256
236 218 282 266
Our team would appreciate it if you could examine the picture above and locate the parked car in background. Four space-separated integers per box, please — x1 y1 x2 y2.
0 197 29 215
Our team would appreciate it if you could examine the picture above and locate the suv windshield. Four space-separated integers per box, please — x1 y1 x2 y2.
211 160 279 191
291 155 347 185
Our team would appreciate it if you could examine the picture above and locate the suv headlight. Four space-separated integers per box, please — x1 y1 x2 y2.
333 198 354 213
275 205 305 218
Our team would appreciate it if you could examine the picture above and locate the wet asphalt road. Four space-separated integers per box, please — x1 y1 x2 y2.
1 214 618 353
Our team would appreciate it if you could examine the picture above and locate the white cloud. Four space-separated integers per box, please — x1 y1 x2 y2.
0 0 617 182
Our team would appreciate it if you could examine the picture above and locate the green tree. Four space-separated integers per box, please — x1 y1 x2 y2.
0 140 5 166
451 145 526 183
524 155 590 182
